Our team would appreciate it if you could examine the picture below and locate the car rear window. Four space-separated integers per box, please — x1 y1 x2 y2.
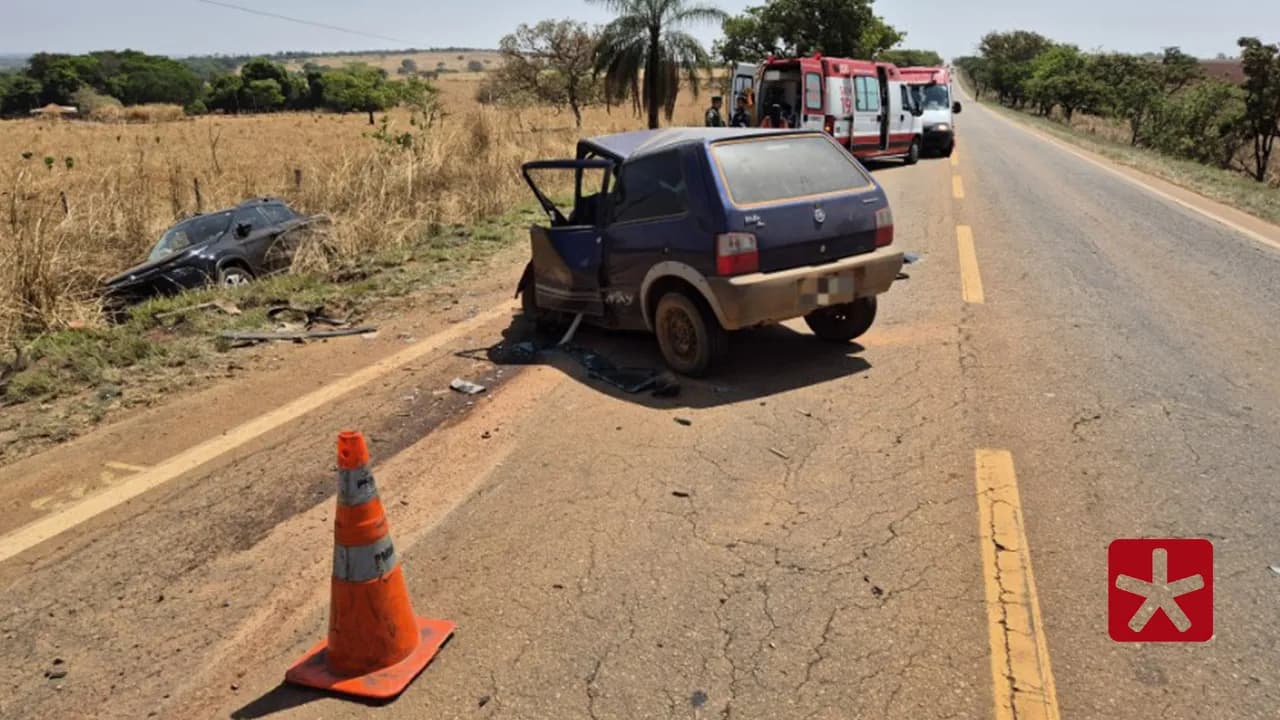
712 135 872 206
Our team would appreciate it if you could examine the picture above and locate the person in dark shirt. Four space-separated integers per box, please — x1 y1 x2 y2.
704 96 725 127
730 95 752 127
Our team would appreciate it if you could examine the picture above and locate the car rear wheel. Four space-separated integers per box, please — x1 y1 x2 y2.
218 265 253 286
654 291 726 377
905 138 921 165
805 297 877 342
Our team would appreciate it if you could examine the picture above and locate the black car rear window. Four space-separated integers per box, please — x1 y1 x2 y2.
712 135 872 206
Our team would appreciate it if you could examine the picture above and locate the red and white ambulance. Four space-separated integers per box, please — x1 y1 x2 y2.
736 54 925 164
899 66 961 157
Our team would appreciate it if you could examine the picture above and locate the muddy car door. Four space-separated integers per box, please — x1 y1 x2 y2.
520 159 612 316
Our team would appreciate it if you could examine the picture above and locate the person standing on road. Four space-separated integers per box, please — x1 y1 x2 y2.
759 103 790 129
705 96 725 127
730 95 752 127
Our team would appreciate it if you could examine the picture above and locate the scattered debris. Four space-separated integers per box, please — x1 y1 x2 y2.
45 669 67 680
768 447 790 460
870 585 884 598
220 326 377 345
449 378 486 395
797 409 812 417
690 690 708 708
1269 564 1280 577
903 251 921 264
481 430 492 439
551 583 565 590
674 416 692 426
557 313 584 346
230 682 240 691
483 339 679 396
671 490 690 498
478 695 492 708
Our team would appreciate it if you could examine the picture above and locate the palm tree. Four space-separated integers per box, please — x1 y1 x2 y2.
591 0 726 129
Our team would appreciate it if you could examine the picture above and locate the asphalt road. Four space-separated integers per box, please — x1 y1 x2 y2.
1 89 1278 720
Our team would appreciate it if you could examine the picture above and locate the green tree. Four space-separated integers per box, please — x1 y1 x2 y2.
1 75 42 115
953 55 989 98
1237 36 1280 182
399 57 419 75
1146 80 1247 168
1024 44 1103 120
208 74 244 113
242 79 285 111
715 0 902 64
592 0 726 129
877 49 944 67
1092 53 1164 145
492 20 601 127
978 30 1053 107
321 64 397 124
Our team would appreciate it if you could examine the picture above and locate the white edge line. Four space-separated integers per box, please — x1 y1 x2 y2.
0 300 518 565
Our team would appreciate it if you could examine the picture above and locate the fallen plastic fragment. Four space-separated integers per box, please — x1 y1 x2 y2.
449 378 487 395
674 416 692 426
220 326 377 344
769 447 790 460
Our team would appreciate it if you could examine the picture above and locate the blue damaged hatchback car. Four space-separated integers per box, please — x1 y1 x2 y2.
517 128 905 376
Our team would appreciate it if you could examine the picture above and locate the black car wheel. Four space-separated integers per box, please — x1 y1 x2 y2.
218 265 253 287
943 140 955 157
905 138 921 165
654 291 726 377
805 297 877 342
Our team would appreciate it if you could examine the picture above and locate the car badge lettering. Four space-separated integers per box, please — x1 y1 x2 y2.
744 213 764 226
813 207 826 223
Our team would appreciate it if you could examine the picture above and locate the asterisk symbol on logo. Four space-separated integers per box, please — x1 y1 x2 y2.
1115 548 1204 632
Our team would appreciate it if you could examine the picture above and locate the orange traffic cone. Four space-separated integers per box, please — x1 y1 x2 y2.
285 430 455 699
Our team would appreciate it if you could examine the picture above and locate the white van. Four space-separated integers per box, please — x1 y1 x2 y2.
900 66 961 157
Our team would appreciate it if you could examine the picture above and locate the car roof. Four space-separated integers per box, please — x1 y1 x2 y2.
581 127 820 162
235 196 289 208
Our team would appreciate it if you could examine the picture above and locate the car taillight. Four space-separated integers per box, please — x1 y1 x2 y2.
716 232 759 275
874 206 894 247
824 114 835 135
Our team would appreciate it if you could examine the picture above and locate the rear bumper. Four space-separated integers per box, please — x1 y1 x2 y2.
704 247 904 330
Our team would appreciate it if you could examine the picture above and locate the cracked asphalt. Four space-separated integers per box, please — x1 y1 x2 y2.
4 92 1279 720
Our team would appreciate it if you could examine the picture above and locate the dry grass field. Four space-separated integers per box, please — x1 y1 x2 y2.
0 77 705 344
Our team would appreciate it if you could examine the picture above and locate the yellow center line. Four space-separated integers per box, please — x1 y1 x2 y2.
975 449 1061 720
950 145 960 167
956 225 984 304
952 174 965 199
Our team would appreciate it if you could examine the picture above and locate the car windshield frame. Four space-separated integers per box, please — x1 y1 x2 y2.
709 134 875 208
148 211 232 262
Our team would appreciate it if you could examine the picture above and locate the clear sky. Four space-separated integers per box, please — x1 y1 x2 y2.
1 0 1272 62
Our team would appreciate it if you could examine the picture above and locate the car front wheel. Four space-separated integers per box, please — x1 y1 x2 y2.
218 265 253 286
905 138 921 165
805 297 877 342
654 291 726 377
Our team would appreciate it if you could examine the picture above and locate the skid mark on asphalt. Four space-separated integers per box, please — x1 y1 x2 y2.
975 449 1060 720
0 300 519 565
956 225 985 304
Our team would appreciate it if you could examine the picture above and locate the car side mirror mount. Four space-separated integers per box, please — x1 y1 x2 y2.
952 101 963 114
235 223 252 238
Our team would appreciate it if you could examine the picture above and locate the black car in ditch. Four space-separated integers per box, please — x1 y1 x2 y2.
103 198 317 308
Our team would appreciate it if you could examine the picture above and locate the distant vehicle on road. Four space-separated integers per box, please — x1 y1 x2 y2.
900 66 962 157
103 198 319 309
743 54 926 164
518 128 905 376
